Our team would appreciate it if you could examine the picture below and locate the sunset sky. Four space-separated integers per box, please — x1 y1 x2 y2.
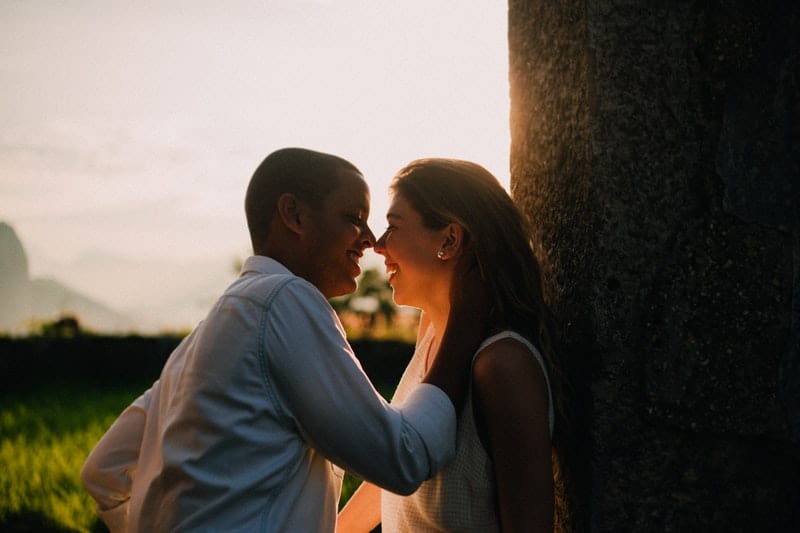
1 1 510 331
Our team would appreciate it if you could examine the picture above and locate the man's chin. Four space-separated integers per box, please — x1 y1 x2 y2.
326 279 358 300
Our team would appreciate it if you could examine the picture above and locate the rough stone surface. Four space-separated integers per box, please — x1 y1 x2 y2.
509 0 800 530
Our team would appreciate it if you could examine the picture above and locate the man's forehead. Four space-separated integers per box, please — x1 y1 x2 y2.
336 167 367 185
335 169 369 195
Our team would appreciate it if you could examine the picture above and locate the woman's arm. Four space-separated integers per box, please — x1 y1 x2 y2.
336 480 381 532
472 338 554 532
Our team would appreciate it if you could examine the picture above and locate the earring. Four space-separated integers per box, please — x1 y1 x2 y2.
437 250 445 260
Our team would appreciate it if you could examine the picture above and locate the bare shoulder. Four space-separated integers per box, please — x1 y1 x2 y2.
471 335 551 454
472 336 548 402
473 336 543 378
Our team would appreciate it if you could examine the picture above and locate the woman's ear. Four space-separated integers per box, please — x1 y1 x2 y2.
440 223 466 259
276 193 307 236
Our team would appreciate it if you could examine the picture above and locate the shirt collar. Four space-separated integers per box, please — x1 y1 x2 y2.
240 255 294 277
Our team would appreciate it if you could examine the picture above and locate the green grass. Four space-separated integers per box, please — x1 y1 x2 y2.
0 381 394 531
0 382 147 532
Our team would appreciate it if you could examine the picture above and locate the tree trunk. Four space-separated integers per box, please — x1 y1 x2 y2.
508 1 800 530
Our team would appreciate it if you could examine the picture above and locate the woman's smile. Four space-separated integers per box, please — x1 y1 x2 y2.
384 262 399 282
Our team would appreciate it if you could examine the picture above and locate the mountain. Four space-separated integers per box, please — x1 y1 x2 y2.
29 278 136 333
0 222 31 332
48 248 237 332
0 221 138 334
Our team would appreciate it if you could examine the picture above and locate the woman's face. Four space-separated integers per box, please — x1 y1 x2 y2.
374 193 448 308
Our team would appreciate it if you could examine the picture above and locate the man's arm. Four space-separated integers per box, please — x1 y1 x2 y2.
81 386 153 532
265 280 456 494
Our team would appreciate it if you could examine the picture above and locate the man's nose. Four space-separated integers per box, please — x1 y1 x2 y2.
361 225 376 248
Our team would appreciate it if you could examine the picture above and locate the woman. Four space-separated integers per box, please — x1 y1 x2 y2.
338 158 558 532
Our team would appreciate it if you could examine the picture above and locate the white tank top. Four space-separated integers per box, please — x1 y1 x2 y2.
381 327 554 532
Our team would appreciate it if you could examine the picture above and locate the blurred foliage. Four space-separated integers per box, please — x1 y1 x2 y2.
331 268 419 342
39 315 82 339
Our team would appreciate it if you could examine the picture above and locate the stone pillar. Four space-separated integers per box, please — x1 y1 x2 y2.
509 1 800 530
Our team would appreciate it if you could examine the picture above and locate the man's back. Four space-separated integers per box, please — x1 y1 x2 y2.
128 263 341 531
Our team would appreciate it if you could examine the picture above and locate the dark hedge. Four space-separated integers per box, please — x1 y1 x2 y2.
0 335 413 392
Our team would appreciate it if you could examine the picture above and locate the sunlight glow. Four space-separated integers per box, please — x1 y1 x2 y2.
1 1 509 331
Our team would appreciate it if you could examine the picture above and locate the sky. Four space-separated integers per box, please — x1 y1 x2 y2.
1 0 510 332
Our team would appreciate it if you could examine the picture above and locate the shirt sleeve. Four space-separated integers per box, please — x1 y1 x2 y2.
80 386 154 532
262 280 456 495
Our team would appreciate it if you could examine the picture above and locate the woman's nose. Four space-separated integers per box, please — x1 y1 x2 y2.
374 232 387 254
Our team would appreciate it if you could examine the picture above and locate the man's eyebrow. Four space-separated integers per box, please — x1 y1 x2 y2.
386 212 403 220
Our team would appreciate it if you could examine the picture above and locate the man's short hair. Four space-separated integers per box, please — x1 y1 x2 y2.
245 147 361 251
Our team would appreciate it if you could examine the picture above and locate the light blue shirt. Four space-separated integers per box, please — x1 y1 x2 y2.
81 255 456 532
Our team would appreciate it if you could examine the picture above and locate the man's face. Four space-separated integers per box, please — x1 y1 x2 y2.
305 169 375 298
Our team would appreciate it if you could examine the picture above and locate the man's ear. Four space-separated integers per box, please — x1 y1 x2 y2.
440 223 466 259
276 193 308 236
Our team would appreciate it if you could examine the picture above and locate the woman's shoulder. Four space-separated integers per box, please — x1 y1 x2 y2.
472 330 547 388
476 330 538 357
472 330 555 436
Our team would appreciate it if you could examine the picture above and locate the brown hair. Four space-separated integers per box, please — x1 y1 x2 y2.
393 157 569 529
391 158 553 350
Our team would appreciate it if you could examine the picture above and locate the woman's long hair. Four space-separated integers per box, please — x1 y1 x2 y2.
391 158 568 527
391 158 555 364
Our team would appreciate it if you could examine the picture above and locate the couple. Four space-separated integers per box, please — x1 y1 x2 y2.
81 148 556 532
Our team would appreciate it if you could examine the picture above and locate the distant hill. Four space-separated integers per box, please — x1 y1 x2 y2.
0 221 30 332
46 248 236 333
29 278 137 333
0 221 137 334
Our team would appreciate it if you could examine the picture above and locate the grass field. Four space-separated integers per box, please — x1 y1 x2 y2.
0 382 146 532
0 380 385 532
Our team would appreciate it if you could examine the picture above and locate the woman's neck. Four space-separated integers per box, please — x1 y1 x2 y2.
424 297 450 335
422 309 447 373
418 280 452 358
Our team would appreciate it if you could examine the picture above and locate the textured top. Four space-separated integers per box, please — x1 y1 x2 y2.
381 326 554 532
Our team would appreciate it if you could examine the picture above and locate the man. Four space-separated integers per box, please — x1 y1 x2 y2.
81 148 487 532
